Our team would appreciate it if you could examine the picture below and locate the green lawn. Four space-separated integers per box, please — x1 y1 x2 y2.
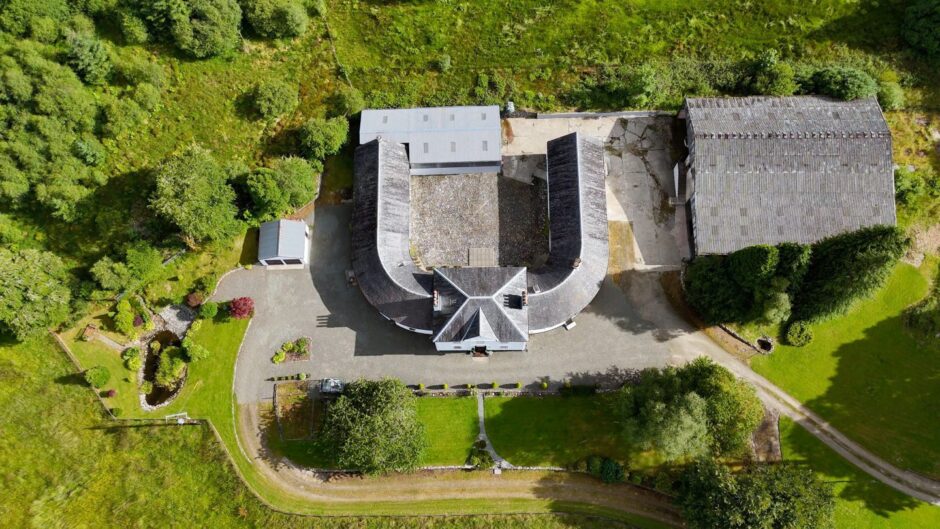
779 418 940 528
0 338 670 527
417 396 480 466
752 263 940 479
484 395 630 467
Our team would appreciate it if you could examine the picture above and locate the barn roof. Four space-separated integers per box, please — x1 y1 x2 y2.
685 96 896 254
527 133 609 333
258 219 307 261
359 106 502 166
350 139 433 332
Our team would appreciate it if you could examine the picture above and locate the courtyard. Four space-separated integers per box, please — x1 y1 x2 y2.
216 115 694 405
410 172 549 268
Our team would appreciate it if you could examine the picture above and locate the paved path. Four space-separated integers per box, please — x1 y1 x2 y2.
476 393 512 469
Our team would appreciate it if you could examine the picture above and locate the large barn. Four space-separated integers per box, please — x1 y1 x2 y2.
351 113 608 354
681 96 896 255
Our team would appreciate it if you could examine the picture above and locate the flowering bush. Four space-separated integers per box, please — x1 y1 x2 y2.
229 297 254 319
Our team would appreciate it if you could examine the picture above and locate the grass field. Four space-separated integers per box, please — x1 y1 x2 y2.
0 338 673 527
484 395 631 467
417 396 480 466
779 418 940 528
752 263 940 479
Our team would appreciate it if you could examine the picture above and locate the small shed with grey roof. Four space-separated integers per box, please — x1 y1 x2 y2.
359 106 502 175
258 219 310 269
682 96 896 255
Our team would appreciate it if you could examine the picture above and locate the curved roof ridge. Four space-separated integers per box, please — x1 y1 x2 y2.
351 139 433 332
527 132 609 333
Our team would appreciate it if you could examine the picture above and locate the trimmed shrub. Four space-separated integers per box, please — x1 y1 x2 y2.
252 80 298 121
125 354 142 371
84 366 110 388
775 242 812 295
185 341 210 362
683 255 750 324
243 0 309 38
272 349 286 364
298 116 349 160
141 381 153 394
103 388 117 398
728 244 779 291
786 321 813 347
199 301 219 319
442 383 449 390
229 297 254 319
811 66 878 101
490 381 498 389
515 381 522 389
540 381 549 390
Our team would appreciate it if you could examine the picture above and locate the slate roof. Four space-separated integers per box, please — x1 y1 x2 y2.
685 96 896 254
258 219 307 261
432 267 528 343
350 139 433 332
527 133 609 333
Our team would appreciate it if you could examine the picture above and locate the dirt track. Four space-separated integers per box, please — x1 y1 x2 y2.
236 403 684 526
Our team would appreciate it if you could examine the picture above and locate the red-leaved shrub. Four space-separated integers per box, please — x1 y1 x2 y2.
186 292 204 308
229 297 254 319
104 389 117 398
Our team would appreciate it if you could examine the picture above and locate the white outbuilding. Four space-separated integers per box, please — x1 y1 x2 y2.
258 219 310 269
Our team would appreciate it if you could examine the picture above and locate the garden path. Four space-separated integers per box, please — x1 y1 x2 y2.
476 393 512 469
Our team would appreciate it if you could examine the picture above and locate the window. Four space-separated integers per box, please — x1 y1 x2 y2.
283 259 303 265
449 114 455 121
482 140 488 152
423 143 429 154
423 114 429 122
450 141 456 152
481 112 487 120
382 115 388 124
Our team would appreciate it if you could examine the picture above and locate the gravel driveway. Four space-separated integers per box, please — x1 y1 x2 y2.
217 205 697 404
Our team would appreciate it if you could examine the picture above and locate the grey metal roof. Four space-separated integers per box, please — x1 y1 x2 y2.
359 106 502 166
527 133 609 333
685 96 896 254
350 139 433 331
258 219 307 261
433 267 528 343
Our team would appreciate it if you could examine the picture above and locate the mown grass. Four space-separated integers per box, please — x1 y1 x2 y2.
752 263 940 479
779 418 940 528
416 396 480 466
483 395 632 467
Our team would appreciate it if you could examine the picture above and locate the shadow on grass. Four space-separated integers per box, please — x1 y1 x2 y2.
54 373 87 386
785 314 939 514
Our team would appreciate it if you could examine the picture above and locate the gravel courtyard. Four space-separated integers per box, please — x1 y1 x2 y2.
218 205 700 405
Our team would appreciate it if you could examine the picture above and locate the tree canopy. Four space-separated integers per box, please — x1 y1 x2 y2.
610 358 763 461
678 460 834 529
242 0 308 39
903 0 940 61
245 156 317 221
0 248 71 340
150 145 240 246
322 378 426 474
299 116 349 160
